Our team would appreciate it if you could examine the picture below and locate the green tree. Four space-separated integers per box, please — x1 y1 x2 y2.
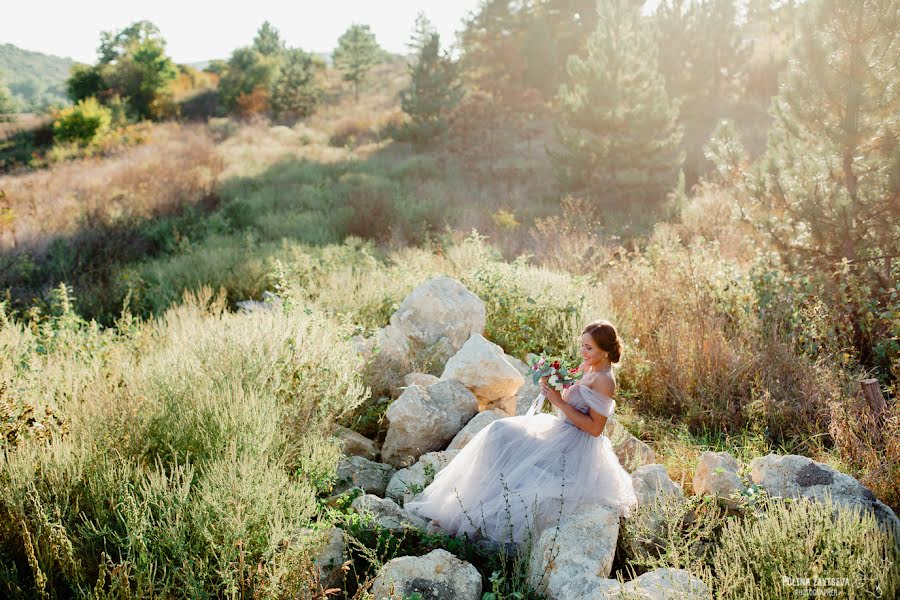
549 0 684 214
65 63 106 103
97 20 166 65
218 47 280 111
332 24 382 102
0 72 15 121
253 21 286 56
107 37 177 119
745 0 900 273
394 16 463 147
269 48 321 119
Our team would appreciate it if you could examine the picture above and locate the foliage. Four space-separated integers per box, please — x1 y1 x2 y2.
0 73 15 121
253 21 286 56
549 0 684 216
218 47 280 113
712 493 900 599
392 17 463 147
332 24 383 102
64 63 105 104
0 43 73 111
51 97 112 145
270 48 322 119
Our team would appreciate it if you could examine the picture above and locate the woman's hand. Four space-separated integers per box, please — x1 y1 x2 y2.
539 377 563 406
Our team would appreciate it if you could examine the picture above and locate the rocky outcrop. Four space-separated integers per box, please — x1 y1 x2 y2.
750 453 900 535
386 450 460 505
381 380 478 468
440 334 524 411
403 372 440 388
370 549 482 600
603 418 656 473
334 456 396 496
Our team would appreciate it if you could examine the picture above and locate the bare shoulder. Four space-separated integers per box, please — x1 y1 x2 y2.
587 371 616 398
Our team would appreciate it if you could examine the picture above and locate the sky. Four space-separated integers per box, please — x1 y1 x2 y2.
2 0 488 64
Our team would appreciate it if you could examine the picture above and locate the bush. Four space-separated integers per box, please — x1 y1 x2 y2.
51 97 111 146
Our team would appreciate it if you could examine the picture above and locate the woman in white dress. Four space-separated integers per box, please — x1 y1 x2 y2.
404 320 638 547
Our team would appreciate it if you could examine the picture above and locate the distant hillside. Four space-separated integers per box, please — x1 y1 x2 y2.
0 43 75 112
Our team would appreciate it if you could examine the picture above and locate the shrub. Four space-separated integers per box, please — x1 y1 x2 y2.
51 97 111 146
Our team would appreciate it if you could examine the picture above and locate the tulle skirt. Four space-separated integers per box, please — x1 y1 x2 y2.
404 413 638 546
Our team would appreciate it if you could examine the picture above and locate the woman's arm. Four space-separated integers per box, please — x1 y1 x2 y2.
539 378 608 437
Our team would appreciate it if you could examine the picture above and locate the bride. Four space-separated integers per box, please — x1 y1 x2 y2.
405 319 638 546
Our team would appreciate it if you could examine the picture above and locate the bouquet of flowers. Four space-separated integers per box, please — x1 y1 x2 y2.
524 353 584 416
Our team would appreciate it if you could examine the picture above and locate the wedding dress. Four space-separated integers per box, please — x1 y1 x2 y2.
404 381 638 546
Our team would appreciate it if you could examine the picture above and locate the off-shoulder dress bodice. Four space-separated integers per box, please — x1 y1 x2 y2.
561 382 616 422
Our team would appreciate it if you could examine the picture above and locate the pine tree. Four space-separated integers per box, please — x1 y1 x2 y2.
270 48 321 119
549 0 684 214
394 17 463 147
253 21 286 57
747 0 900 274
332 24 382 102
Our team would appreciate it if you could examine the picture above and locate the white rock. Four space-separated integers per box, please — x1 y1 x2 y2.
750 453 900 535
625 567 710 599
333 425 379 461
693 451 746 505
403 372 441 388
386 450 460 505
528 505 620 598
370 548 482 600
334 456 396 496
352 494 427 532
447 409 507 451
632 464 684 508
389 277 486 354
381 380 478 468
440 334 524 407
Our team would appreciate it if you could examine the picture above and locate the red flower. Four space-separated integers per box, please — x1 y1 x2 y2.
552 360 560 369
569 367 578 373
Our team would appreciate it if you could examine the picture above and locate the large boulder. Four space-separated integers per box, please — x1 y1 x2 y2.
528 505 620 598
333 425 379 461
694 451 746 506
750 453 900 535
441 334 524 409
447 409 507 451
386 450 460 505
403 372 440 388
370 548 482 600
557 568 710 600
381 380 478 467
334 456 396 496
604 418 657 473
352 494 427 532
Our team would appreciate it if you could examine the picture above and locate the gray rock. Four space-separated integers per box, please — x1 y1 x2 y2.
693 451 746 506
624 568 710 599
352 494 428 532
386 450 460 505
604 417 657 473
333 425 379 461
334 456 396 496
632 464 684 508
447 409 507 451
750 453 900 536
370 548 482 600
440 334 524 408
403 372 441 388
382 380 478 468
528 505 620 598
298 527 346 590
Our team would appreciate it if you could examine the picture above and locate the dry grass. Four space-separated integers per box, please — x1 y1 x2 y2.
0 123 221 254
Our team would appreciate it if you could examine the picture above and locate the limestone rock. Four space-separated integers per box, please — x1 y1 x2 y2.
370 548 482 600
334 456 396 496
624 568 710 599
386 450 460 505
632 464 684 508
390 277 486 353
447 409 507 451
352 494 427 532
528 505 620 598
381 380 478 467
441 334 524 408
693 451 746 506
750 453 900 535
298 527 346 590
333 425 379 461
403 372 440 388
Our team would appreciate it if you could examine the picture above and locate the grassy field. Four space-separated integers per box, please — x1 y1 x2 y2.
1 62 897 598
